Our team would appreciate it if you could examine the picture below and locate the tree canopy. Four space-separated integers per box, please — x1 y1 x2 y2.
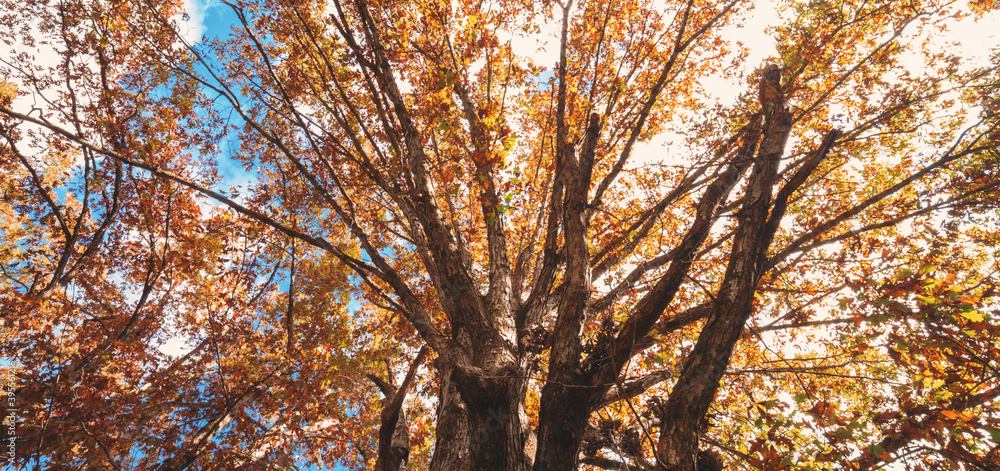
2 0 1000 469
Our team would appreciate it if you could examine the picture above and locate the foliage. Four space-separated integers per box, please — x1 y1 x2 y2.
1 0 999 469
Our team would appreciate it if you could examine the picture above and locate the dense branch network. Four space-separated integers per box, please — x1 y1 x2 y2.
1 0 998 469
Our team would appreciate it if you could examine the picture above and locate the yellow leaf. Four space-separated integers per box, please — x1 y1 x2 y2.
960 311 984 322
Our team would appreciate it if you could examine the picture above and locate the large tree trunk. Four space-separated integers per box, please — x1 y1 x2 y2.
532 114 604 471
450 368 532 470
532 382 596 470
530 107 764 470
451 337 533 471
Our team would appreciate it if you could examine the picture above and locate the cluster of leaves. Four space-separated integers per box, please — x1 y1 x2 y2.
1 0 999 469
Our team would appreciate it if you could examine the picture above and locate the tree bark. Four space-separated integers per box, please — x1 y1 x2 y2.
532 382 596 470
456 368 533 471
533 114 602 471
429 365 471 471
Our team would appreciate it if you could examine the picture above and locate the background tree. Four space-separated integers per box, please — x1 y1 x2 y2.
2 0 999 470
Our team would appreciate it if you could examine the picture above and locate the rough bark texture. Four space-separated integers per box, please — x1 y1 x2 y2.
455 370 532 471
429 365 471 471
531 108 766 470
533 113 603 470
533 383 598 470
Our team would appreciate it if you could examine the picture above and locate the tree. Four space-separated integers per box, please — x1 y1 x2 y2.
2 0 999 469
